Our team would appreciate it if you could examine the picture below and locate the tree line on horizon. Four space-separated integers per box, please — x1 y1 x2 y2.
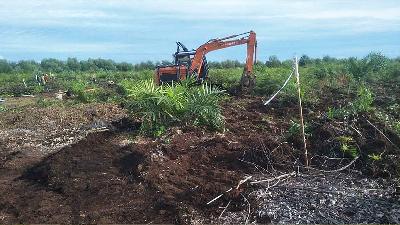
0 52 399 74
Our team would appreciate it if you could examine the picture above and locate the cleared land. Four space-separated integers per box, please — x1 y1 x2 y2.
1 55 399 223
1 85 399 223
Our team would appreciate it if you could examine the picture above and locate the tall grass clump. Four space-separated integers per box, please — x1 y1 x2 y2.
124 79 224 135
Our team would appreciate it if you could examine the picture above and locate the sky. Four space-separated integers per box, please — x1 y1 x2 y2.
0 0 399 63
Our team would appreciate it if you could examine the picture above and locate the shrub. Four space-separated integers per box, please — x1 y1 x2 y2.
32 85 45 95
208 68 242 92
70 81 95 103
8 83 28 97
94 88 115 102
352 85 374 113
386 62 400 80
346 52 389 80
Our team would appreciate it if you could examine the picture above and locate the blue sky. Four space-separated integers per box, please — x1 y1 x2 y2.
0 0 399 63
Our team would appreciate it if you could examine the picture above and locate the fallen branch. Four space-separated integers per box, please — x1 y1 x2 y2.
238 158 267 174
318 155 360 173
218 200 232 220
250 172 296 184
366 119 399 150
236 176 253 189
207 188 232 205
241 193 251 225
207 176 252 205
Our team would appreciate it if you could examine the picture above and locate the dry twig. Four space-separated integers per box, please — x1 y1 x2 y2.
218 200 232 220
318 155 360 173
241 193 251 225
250 172 296 184
366 119 399 150
207 176 252 205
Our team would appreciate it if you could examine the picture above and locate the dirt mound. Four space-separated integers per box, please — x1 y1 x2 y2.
16 132 174 223
8 126 275 223
0 96 294 224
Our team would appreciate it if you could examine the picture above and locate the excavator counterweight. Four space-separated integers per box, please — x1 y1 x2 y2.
155 31 257 92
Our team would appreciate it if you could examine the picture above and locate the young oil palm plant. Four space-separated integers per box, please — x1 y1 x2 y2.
124 79 225 135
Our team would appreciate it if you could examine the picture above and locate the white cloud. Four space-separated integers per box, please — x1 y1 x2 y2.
0 0 399 60
1 0 400 26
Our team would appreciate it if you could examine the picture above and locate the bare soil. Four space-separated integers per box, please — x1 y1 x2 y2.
0 92 399 224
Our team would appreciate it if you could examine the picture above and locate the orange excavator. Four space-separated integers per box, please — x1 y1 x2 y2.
155 31 257 92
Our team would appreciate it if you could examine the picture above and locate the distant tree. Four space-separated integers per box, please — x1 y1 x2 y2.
161 60 172 66
363 52 388 73
314 58 322 65
281 59 293 68
220 60 234 68
134 61 155 70
219 60 243 68
93 58 117 71
346 52 389 79
208 61 222 69
66 57 81 71
233 60 244 67
15 60 39 73
254 60 264 66
346 57 364 79
322 55 336 63
41 58 65 73
265 55 281 68
116 62 134 71
0 59 12 73
80 59 97 71
299 55 311 67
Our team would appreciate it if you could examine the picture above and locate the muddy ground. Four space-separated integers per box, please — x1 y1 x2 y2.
0 92 399 224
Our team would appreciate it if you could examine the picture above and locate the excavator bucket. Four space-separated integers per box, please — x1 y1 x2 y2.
240 70 256 93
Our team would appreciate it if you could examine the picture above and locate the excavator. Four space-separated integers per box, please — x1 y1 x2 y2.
155 31 257 92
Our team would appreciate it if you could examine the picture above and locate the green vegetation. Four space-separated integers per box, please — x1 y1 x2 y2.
0 105 6 112
352 85 374 113
123 79 224 135
368 153 383 161
337 136 359 158
0 52 399 181
0 52 399 137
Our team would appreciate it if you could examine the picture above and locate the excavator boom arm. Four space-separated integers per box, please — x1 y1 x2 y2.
189 31 257 79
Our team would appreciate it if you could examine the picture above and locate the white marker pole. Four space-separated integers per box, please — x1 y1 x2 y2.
295 56 308 167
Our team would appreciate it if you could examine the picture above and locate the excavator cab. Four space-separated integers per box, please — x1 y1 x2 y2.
174 42 194 65
155 42 208 85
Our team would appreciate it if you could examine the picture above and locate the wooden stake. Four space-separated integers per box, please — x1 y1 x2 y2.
294 57 309 167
